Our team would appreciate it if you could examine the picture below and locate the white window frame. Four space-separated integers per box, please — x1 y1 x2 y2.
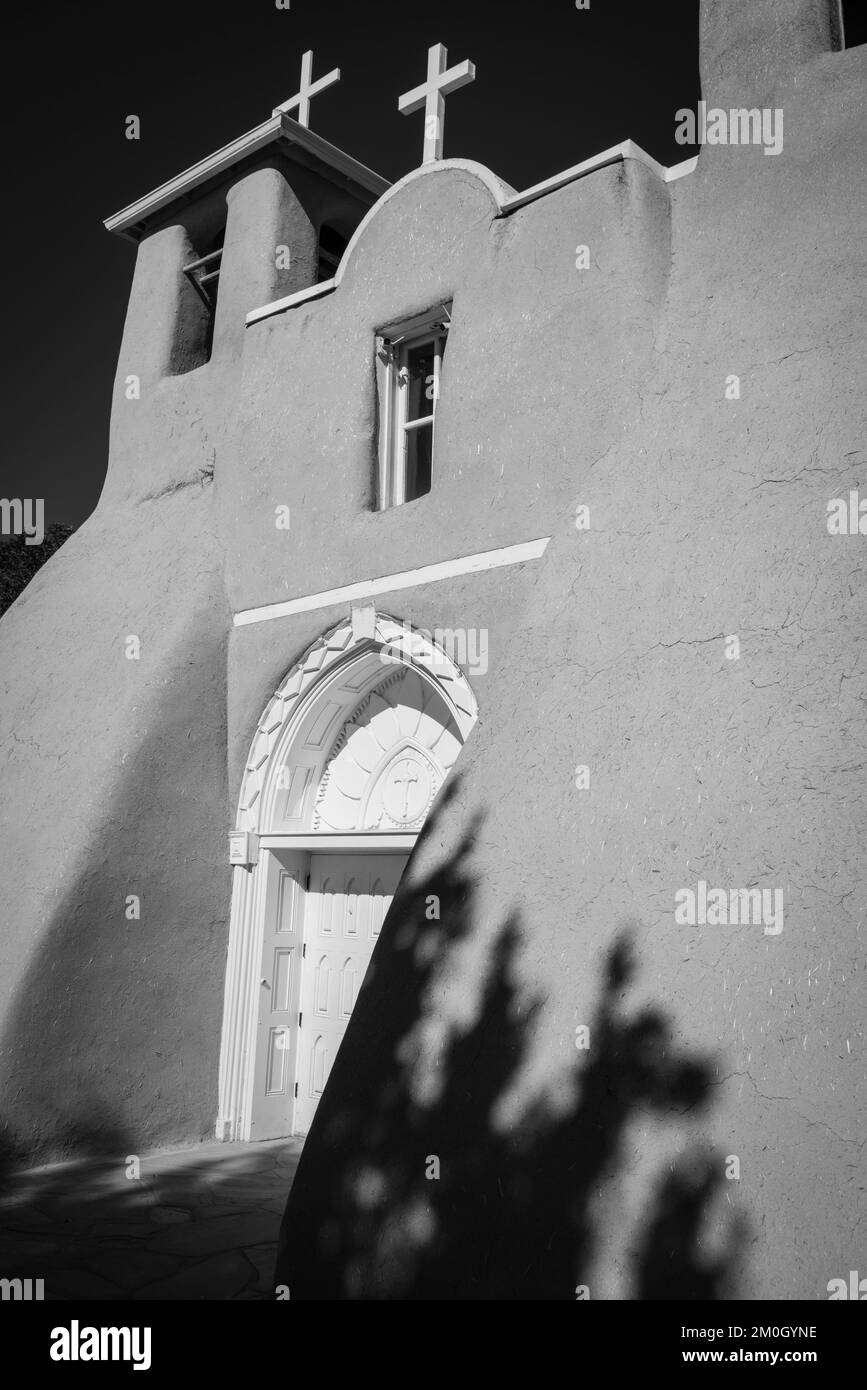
376 305 451 509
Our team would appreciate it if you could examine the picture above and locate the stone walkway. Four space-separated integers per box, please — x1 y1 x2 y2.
0 1138 303 1300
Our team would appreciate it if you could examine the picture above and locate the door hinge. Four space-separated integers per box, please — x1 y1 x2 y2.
298 1011 303 1028
302 943 306 958
294 1082 298 1098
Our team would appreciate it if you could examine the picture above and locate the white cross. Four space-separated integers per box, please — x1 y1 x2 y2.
398 42 476 165
272 50 341 126
392 760 420 819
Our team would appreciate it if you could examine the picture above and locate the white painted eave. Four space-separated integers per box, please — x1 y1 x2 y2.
104 113 390 241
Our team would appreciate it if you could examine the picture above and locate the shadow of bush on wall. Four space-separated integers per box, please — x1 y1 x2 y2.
276 777 748 1300
633 1144 747 1300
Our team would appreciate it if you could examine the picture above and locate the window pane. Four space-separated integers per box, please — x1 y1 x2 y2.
404 420 432 501
405 340 436 422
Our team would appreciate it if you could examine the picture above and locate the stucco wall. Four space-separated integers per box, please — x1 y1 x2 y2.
0 153 369 1169
0 494 228 1168
223 157 670 615
275 14 866 1298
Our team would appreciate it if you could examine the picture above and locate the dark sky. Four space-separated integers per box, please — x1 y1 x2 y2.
3 0 702 529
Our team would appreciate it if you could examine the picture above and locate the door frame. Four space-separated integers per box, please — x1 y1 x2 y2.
216 614 479 1145
219 834 418 1142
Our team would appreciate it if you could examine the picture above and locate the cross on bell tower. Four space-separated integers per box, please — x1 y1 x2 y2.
272 49 341 127
398 42 476 165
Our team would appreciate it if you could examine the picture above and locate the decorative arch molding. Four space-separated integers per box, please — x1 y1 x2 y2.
313 663 464 833
234 611 476 836
217 609 478 1142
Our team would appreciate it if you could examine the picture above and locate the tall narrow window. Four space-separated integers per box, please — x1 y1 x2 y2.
376 305 450 508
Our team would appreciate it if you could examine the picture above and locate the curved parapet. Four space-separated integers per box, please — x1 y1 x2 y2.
333 159 516 288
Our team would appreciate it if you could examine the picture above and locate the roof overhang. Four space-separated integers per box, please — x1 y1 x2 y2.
104 113 391 242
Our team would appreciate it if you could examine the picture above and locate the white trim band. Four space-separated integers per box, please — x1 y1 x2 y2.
246 277 337 324
233 536 551 627
500 142 697 214
499 139 662 213
664 155 699 183
259 833 417 851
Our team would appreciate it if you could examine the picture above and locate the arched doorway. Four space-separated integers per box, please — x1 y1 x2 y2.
216 612 478 1142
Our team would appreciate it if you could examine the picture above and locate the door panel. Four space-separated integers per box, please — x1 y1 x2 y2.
250 850 307 1140
294 852 407 1134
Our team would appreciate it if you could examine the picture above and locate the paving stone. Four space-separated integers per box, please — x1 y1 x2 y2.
150 1194 221 1217
45 1268 130 1301
146 1210 280 1256
192 1202 269 1221
274 1149 304 1166
97 1200 163 1223
134 1251 254 1301
203 1183 286 1206
0 1232 62 1259
96 1222 165 1239
147 1205 193 1224
256 1196 289 1215
82 1247 185 1292
204 1155 258 1177
242 1243 278 1295
1 1137 300 1300
0 1205 53 1230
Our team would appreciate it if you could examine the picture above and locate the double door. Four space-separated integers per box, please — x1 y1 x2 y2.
251 849 407 1139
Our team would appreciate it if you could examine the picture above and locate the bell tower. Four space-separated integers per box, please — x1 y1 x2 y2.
105 110 388 373
102 107 388 502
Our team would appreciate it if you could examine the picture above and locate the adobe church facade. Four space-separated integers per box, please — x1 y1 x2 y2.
0 1 864 1299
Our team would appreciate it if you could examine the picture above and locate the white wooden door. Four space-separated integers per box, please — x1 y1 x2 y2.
295 852 407 1134
250 850 307 1141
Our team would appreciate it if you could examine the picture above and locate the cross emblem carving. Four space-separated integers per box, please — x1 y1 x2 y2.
391 759 420 820
398 42 476 165
273 50 341 127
